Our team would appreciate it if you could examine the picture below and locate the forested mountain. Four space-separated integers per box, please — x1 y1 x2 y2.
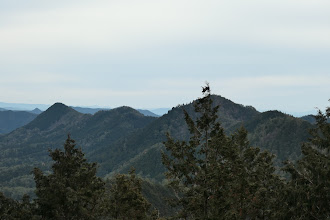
0 106 158 135
0 110 37 134
0 95 313 199
0 103 156 198
103 98 312 180
300 114 330 124
242 111 311 162
136 109 160 117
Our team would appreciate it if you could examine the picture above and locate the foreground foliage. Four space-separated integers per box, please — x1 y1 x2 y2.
283 106 330 219
106 169 158 220
33 135 105 219
0 136 160 219
162 85 284 219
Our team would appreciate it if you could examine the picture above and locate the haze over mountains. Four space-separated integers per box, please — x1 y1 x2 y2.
0 95 315 199
0 102 167 116
0 105 162 135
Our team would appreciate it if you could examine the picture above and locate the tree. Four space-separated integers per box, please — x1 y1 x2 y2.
219 127 284 219
33 135 105 219
0 193 35 219
106 168 158 220
283 105 330 219
0 191 20 220
162 84 282 219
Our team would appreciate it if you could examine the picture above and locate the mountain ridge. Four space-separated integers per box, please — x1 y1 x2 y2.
0 95 313 199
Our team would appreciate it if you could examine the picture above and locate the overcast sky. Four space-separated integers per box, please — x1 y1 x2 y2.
0 0 329 115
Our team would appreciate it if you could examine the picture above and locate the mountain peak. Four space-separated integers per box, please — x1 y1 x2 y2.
24 102 81 130
113 106 144 116
49 102 70 110
30 108 42 114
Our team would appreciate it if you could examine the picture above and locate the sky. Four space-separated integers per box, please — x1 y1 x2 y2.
0 0 329 116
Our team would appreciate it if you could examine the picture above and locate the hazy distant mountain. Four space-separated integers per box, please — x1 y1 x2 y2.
149 108 170 116
300 114 316 124
284 110 318 117
30 108 43 114
0 110 37 134
137 109 159 117
0 103 156 198
300 114 330 124
0 96 313 199
0 105 159 135
71 106 159 117
71 106 110 114
0 102 50 111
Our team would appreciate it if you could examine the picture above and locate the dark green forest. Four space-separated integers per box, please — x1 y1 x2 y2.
0 86 329 219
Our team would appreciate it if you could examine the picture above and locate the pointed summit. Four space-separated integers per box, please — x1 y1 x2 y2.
30 108 43 114
25 103 82 130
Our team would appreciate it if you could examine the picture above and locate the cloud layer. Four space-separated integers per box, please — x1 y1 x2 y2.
0 0 329 113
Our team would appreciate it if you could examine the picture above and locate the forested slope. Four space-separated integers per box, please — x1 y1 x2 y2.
0 95 313 199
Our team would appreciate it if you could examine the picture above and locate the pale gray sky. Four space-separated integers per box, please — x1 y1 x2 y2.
0 0 329 115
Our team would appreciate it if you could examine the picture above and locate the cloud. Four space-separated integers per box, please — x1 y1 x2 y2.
0 0 329 54
0 0 329 112
217 75 330 88
0 72 76 84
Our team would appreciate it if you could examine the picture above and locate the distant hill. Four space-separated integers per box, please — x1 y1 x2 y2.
0 110 37 134
239 110 311 162
149 108 170 116
0 106 158 135
103 98 312 180
0 96 313 199
71 106 159 117
0 103 156 198
137 109 159 117
30 108 43 114
300 114 316 124
0 102 50 111
71 106 110 114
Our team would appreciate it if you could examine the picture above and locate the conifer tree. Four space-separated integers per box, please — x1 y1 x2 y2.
106 168 158 220
0 193 36 219
162 84 282 219
33 135 105 219
284 105 330 219
0 192 19 219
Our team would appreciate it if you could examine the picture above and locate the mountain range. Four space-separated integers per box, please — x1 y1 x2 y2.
0 95 313 199
0 106 159 135
0 110 38 134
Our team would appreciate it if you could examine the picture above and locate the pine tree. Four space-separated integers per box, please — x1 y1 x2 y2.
162 84 282 219
221 127 284 219
284 105 330 219
106 168 158 220
0 192 19 220
33 135 105 219
0 193 36 219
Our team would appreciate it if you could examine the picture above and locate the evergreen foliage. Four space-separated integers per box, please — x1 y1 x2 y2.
0 193 35 219
33 135 105 219
283 105 330 219
162 84 283 219
106 169 158 220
